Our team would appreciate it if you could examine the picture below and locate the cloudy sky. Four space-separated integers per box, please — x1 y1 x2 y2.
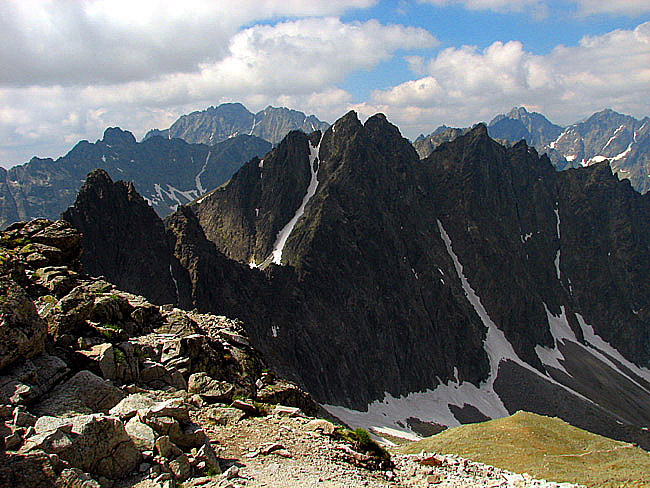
1 0 649 168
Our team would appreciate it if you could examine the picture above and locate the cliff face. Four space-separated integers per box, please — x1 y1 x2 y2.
64 112 650 449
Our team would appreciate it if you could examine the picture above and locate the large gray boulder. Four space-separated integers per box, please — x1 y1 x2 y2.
22 414 140 479
0 277 47 372
33 370 125 417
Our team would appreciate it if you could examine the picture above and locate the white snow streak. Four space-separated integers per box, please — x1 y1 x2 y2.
270 138 321 265
576 314 650 392
565 155 576 162
195 151 210 195
249 116 257 136
325 220 592 438
602 125 625 153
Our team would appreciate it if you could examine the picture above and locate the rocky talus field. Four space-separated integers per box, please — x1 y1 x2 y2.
0 218 590 487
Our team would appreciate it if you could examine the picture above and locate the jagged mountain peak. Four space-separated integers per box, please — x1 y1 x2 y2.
101 126 136 146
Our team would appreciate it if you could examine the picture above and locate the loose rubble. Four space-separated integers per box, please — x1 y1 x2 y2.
0 219 587 488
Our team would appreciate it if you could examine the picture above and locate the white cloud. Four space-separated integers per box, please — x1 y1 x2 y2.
0 0 377 86
571 0 650 16
0 16 435 166
368 21 650 137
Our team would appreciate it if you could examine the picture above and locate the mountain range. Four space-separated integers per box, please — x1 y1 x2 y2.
417 107 650 194
0 103 329 229
61 111 650 454
144 102 329 146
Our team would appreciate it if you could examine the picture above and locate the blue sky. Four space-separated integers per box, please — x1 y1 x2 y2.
1 0 648 168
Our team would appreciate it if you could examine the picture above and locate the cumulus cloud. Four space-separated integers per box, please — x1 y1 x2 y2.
0 0 377 86
368 21 650 137
0 15 435 166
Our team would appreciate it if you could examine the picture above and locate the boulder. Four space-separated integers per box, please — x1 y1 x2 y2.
155 435 182 459
0 277 47 372
30 220 81 267
28 414 141 480
0 450 59 487
33 370 125 417
125 416 157 451
0 354 69 405
109 393 157 420
169 454 192 482
57 468 101 488
255 379 319 416
188 373 234 402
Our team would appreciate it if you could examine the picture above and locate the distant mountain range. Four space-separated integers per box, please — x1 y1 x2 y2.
0 103 330 229
144 102 329 146
416 107 650 193
0 128 271 227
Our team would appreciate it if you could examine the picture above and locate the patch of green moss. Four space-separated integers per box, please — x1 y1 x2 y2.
335 427 391 462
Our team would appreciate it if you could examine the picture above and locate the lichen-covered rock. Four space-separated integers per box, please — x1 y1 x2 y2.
125 416 156 450
0 276 47 372
33 371 125 417
0 354 68 405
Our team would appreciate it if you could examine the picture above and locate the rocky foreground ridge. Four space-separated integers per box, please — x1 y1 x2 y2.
0 219 584 488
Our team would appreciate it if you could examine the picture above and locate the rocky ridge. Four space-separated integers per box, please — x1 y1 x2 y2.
415 107 650 193
144 103 329 146
0 218 326 487
0 127 271 228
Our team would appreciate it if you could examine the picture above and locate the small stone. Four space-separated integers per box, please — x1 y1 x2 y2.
169 453 192 482
156 435 182 459
221 465 239 480
5 431 23 450
230 400 257 415
305 419 335 435
139 462 151 473
272 405 302 417
260 442 284 455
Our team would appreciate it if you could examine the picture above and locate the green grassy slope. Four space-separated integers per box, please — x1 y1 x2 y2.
400 411 650 487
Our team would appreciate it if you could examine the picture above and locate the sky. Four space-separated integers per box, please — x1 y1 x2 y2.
1 0 649 168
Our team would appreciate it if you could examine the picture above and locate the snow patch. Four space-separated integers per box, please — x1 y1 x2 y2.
535 305 575 376
271 325 279 338
613 140 634 161
325 220 592 439
101 155 106 163
602 125 625 153
520 233 532 243
565 155 576 162
116 167 123 173
270 138 322 265
195 151 210 195
589 155 608 163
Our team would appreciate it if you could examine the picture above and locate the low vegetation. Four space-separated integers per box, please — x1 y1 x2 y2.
401 411 650 487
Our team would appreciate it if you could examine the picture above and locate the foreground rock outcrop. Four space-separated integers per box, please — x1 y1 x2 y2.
0 219 321 487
